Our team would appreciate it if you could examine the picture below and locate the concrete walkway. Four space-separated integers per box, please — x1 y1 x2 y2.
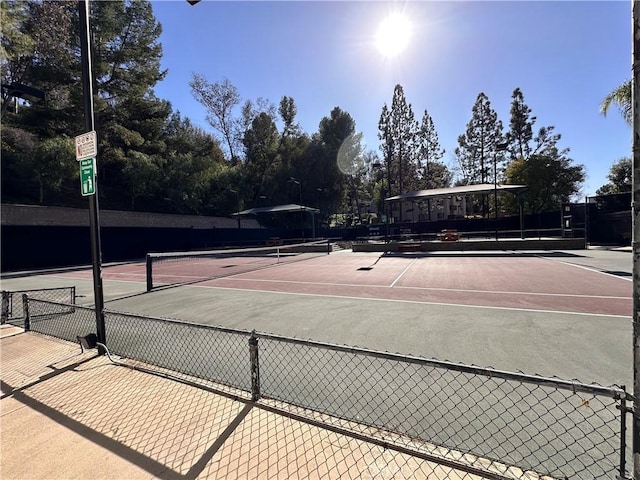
2 327 518 480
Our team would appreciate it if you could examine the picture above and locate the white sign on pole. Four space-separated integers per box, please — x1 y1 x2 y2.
75 131 97 161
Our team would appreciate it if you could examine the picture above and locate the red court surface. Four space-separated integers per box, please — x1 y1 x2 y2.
56 251 631 317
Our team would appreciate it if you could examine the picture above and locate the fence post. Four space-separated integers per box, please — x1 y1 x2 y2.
1 291 9 325
146 254 153 292
249 331 260 401
22 294 30 331
620 386 629 479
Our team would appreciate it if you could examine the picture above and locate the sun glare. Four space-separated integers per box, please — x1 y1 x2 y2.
376 13 411 58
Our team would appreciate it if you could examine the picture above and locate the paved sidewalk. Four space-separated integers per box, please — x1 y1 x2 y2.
1 327 497 480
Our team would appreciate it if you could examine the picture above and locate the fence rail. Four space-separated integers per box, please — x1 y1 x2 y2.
21 297 632 479
1 287 76 326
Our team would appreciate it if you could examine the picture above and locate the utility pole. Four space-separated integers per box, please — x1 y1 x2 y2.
632 1 640 478
78 0 105 346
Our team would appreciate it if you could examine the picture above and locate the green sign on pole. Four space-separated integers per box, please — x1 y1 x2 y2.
80 158 95 196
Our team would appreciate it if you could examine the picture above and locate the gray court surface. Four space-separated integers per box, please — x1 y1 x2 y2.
1 247 632 389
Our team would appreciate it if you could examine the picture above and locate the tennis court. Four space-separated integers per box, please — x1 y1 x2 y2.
2 245 633 479
8 246 632 387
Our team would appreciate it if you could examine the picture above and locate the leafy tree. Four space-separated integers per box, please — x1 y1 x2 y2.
278 95 301 139
2 127 75 204
336 132 367 221
79 0 171 209
596 157 632 195
273 128 311 206
243 112 280 203
92 0 165 100
240 97 276 134
455 92 504 186
158 112 225 214
455 92 504 216
302 107 357 217
377 103 393 199
122 151 160 210
507 87 535 161
0 1 33 67
416 109 447 189
389 84 419 193
502 90 586 216
190 74 242 162
1 1 76 127
601 80 631 126
377 85 420 221
504 154 585 214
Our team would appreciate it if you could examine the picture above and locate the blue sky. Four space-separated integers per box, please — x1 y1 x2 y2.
151 1 630 197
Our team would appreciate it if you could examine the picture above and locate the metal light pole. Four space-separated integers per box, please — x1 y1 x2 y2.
316 188 325 237
78 0 105 346
493 142 509 240
290 177 303 240
227 188 241 228
632 2 640 478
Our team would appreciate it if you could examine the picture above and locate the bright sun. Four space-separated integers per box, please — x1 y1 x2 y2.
375 13 411 58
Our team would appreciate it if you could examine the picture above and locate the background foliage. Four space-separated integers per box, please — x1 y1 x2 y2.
2 0 595 224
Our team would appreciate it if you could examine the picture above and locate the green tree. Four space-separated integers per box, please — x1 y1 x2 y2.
1 1 76 127
243 112 280 203
389 84 419 194
596 157 632 195
600 80 631 126
455 92 504 186
416 109 447 189
377 103 393 200
122 151 160 210
507 87 535 161
336 132 367 222
278 95 301 139
86 0 171 209
504 154 585 214
240 97 276 134
455 92 504 216
190 74 242 162
159 113 225 214
2 127 75 204
1 0 34 117
92 0 165 100
303 107 357 218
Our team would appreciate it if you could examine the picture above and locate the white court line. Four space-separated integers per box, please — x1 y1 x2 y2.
531 253 633 281
557 260 633 281
211 277 629 301
190 284 631 319
389 258 418 287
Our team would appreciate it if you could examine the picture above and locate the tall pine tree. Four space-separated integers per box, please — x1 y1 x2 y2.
455 92 504 185
507 87 535 161
417 109 447 189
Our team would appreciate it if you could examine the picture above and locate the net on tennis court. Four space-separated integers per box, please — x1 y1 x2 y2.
146 240 330 291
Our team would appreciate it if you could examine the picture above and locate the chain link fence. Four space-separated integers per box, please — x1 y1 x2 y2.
1 287 76 327
20 297 631 479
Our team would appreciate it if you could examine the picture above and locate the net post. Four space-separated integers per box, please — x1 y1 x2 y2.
249 331 260 401
70 286 76 304
22 294 30 331
1 291 9 325
146 254 153 292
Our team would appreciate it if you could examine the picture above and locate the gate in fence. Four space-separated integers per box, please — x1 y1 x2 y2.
1 287 76 327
